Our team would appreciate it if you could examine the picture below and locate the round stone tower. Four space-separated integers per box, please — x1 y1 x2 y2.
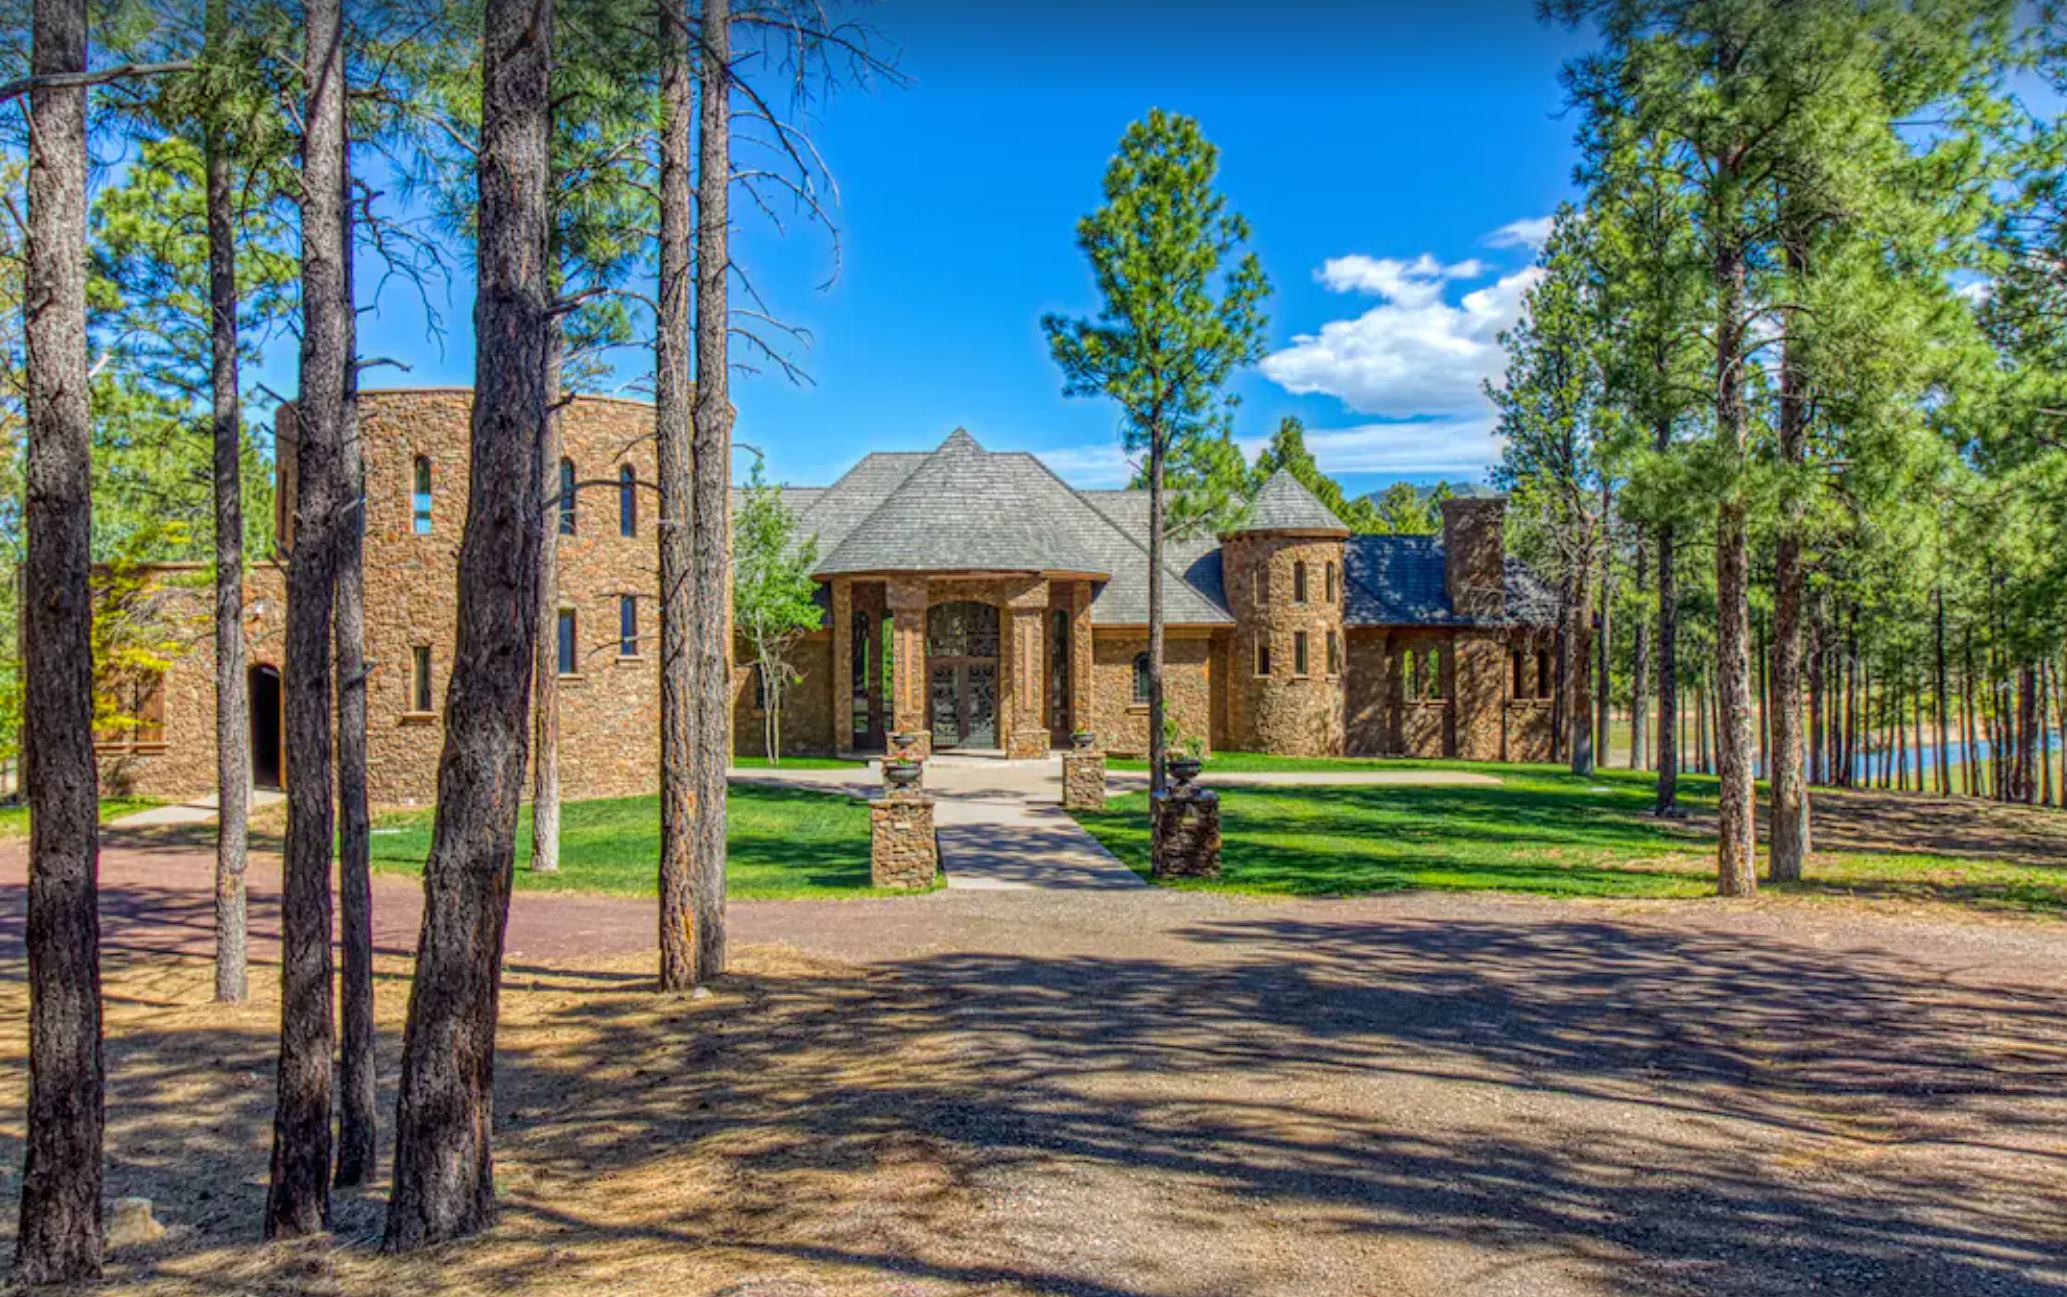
1221 469 1349 756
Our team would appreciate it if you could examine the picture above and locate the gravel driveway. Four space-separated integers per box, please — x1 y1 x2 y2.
8 829 2066 1295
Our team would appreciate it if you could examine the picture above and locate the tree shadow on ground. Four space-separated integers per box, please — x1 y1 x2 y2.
0 911 2061 1295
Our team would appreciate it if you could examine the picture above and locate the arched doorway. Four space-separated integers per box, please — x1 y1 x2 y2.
927 601 999 750
249 664 283 789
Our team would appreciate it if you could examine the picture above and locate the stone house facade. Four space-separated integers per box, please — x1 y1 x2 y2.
100 390 1558 807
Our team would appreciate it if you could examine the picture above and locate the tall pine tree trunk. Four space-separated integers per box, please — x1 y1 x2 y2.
16 0 104 1277
1594 494 1612 771
1934 585 1950 797
656 0 696 991
690 0 733 979
334 164 376 1190
1808 605 1826 787
384 0 551 1248
204 0 251 1005
1567 563 1595 777
1768 241 1809 881
532 322 562 874
1712 223 1757 896
266 0 346 1236
1630 536 1649 770
1654 511 1680 811
1148 431 1168 800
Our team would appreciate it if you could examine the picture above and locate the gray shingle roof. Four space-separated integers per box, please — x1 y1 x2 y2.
1229 468 1350 536
1344 535 1557 628
814 430 1114 577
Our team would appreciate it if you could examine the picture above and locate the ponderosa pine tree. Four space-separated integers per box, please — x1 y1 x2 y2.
15 0 104 1277
384 0 551 1249
1489 204 1618 777
1044 110 1268 800
266 0 346 1237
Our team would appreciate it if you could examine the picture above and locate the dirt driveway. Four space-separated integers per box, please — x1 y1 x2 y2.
2 831 2066 1295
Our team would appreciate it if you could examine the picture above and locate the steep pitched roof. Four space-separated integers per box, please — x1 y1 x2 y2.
815 430 1113 577
1227 468 1350 536
1344 534 1557 628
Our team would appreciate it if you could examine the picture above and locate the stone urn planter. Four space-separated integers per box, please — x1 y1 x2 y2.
890 731 920 750
1165 755 1204 787
1070 729 1097 751
884 759 924 791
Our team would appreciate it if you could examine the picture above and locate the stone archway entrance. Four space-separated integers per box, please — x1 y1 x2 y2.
927 601 999 750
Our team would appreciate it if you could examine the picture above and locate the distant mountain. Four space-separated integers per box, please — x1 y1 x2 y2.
1356 479 1498 508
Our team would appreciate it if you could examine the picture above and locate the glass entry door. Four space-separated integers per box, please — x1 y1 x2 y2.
927 601 1001 750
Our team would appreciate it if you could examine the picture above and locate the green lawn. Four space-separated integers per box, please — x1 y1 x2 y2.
1074 758 2067 914
369 783 887 899
0 797 161 839
727 755 868 770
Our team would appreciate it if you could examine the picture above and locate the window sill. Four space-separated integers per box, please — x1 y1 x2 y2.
559 673 586 686
399 711 438 725
614 654 644 664
1127 703 1151 714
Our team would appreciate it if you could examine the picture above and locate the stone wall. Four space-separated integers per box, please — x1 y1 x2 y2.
114 389 673 807
1086 629 1214 757
1220 533 1346 756
1441 496 1507 619
1344 628 1390 757
732 633 834 759
869 792 937 890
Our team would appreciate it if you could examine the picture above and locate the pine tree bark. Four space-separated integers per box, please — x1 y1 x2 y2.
383 0 551 1249
1567 565 1595 777
16 0 104 1278
655 0 696 991
532 323 562 874
265 0 346 1236
690 0 733 979
1712 221 1757 896
2019 664 2038 805
1593 493 1612 770
1934 585 1950 796
1148 432 1168 799
333 166 376 1190
1653 491 1680 810
1767 245 1810 882
1808 605 1825 787
1630 536 1649 771
204 0 251 1005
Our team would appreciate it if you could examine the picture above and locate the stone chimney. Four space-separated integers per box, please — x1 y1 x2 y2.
1441 496 1507 620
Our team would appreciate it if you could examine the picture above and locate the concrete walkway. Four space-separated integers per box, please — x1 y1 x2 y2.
733 755 1145 890
111 788 284 829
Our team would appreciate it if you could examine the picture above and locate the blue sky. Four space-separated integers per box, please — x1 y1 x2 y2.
321 0 1596 499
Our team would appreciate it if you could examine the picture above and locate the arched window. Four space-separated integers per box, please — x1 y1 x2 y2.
618 464 637 537
1293 560 1308 604
411 456 433 534
1132 652 1152 704
559 458 577 536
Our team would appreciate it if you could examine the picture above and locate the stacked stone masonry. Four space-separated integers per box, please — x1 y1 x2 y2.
1061 750 1106 811
101 392 1561 807
869 792 938 890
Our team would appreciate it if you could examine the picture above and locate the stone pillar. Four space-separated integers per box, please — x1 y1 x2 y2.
1452 629 1505 762
1061 748 1106 811
829 578 853 753
870 789 938 890
885 575 929 758
1151 785 1221 879
1005 580 1050 760
1069 581 1094 740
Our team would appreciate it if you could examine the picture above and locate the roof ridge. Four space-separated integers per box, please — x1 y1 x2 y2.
1018 450 1227 604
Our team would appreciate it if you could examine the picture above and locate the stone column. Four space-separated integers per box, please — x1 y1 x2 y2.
869 788 937 889
1151 784 1221 879
1061 747 1106 810
1069 581 1094 740
829 578 853 754
1452 629 1506 762
885 575 929 757
1005 580 1049 759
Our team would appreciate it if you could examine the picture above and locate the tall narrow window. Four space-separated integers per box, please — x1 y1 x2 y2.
619 595 638 657
1253 565 1268 606
1326 562 1338 604
1293 561 1308 604
411 645 433 712
1294 630 1310 676
411 456 433 534
1511 649 1526 699
1132 651 1152 704
852 611 872 740
619 464 637 537
557 609 577 675
1255 637 1272 677
1536 650 1552 699
1327 630 1342 676
559 457 577 535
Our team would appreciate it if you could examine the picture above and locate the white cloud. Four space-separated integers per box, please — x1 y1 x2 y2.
1486 215 1555 250
1260 254 1542 417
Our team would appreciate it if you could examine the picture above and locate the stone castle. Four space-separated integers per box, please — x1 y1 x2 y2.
98 389 1559 805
